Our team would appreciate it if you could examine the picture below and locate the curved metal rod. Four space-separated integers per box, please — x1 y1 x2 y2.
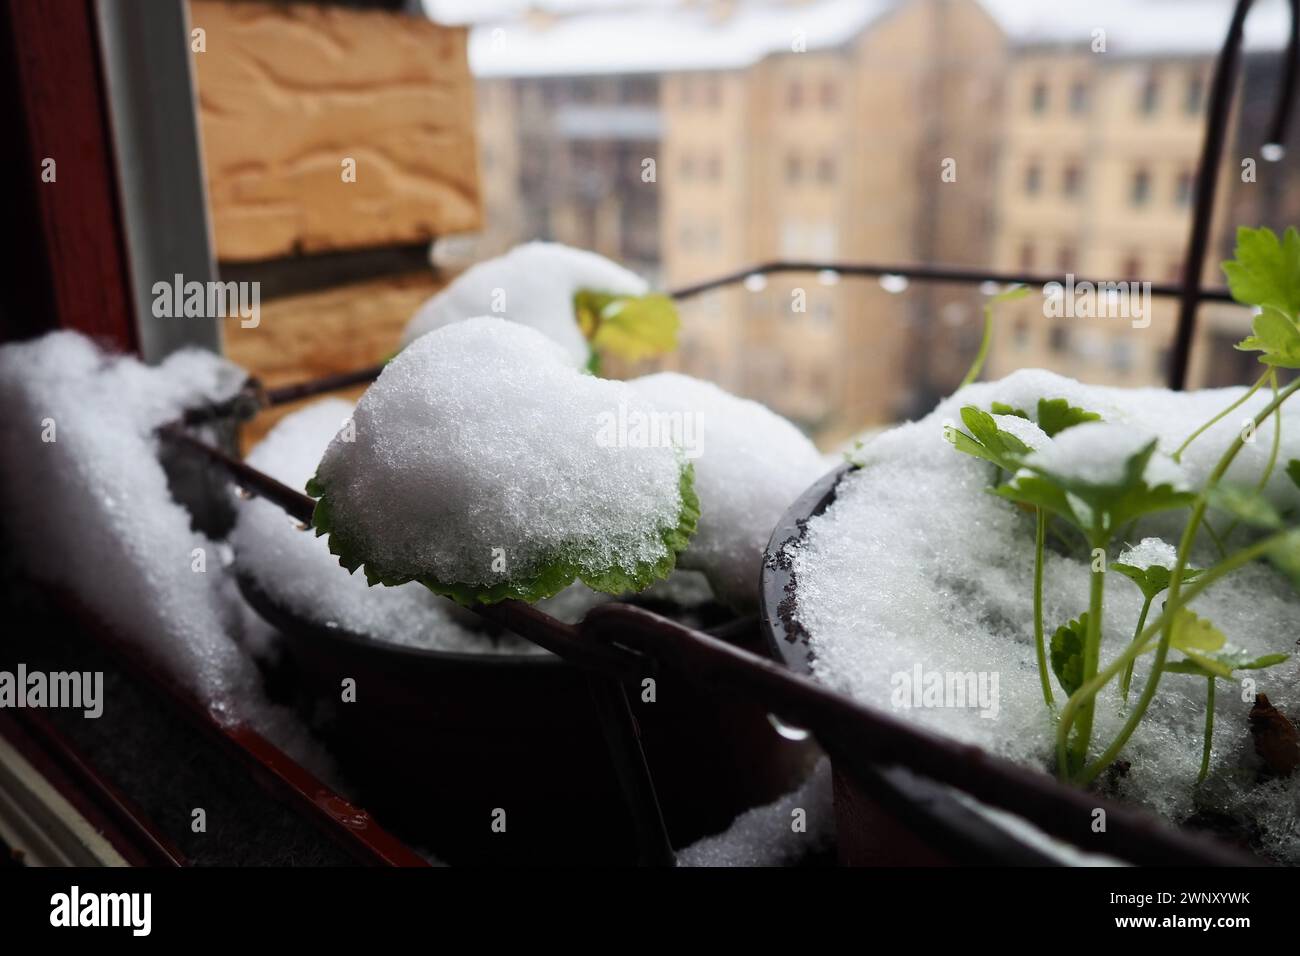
1170 0 1300 390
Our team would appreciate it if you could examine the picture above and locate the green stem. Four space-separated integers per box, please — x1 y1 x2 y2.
1119 594 1154 706
1063 525 1107 778
1075 377 1300 785
1256 370 1283 492
1056 527 1293 784
1033 509 1054 711
959 301 996 389
1198 677 1216 784
1171 369 1269 463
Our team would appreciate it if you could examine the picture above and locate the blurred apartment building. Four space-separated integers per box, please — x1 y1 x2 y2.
458 0 1295 442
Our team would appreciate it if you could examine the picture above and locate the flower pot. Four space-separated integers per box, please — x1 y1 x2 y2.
760 464 1257 866
240 575 813 864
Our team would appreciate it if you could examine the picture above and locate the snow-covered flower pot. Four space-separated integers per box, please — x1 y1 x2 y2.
240 569 811 865
762 230 1300 866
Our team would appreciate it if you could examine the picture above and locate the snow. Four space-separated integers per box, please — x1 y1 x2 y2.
1118 537 1179 571
315 317 690 600
401 242 647 367
1026 421 1184 489
677 758 834 867
459 0 890 77
992 413 1051 451
232 399 541 654
0 332 259 715
631 372 826 609
792 369 1300 862
432 0 1286 79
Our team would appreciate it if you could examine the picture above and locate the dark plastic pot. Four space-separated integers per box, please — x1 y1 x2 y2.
240 576 812 865
759 464 1257 866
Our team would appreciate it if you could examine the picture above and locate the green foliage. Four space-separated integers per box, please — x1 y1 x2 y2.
574 290 680 365
1001 438 1195 543
1222 226 1300 319
1111 561 1202 602
1288 459 1300 491
1035 398 1102 438
946 405 1033 471
304 463 700 607
1235 307 1300 368
1050 614 1087 695
1163 609 1288 679
1208 484 1285 529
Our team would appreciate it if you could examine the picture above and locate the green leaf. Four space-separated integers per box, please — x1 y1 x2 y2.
1234 306 1300 368
1287 459 1300 491
576 290 680 363
1221 226 1300 318
304 463 700 607
1026 437 1195 538
947 405 1032 473
1208 483 1284 529
990 401 1029 420
1035 398 1102 438
1111 561 1203 602
1159 606 1287 699
1050 614 1088 695
994 472 1080 526
1266 529 1300 596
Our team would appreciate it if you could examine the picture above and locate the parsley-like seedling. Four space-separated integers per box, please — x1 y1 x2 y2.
574 289 680 374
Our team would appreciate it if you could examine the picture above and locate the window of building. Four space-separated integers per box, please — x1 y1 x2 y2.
704 75 721 108
1175 169 1194 206
1049 322 1071 353
1130 167 1151 206
1019 241 1035 271
1062 163 1083 197
1069 79 1089 114
708 153 721 180
816 155 836 184
1025 162 1042 195
1013 316 1030 348
1110 339 1134 374
1030 78 1048 114
787 79 802 110
680 154 695 179
1121 254 1142 277
820 78 838 109
785 153 801 184
1139 72 1160 115
1185 72 1204 115
1058 245 1077 272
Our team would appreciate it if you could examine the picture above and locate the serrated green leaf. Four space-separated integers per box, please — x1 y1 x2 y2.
1169 608 1226 653
990 401 1029 420
1266 528 1300 596
305 463 700 607
1111 561 1202 601
1050 613 1088 695
1222 226 1300 318
949 405 1031 473
1208 483 1284 529
577 290 680 363
1234 306 1300 368
1036 397 1102 438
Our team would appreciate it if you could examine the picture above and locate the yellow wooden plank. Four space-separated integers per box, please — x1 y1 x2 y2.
190 1 482 262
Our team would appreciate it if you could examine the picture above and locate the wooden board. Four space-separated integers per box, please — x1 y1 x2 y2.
223 271 443 449
190 1 482 262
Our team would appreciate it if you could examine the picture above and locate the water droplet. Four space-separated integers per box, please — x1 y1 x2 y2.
767 713 811 740
1262 142 1285 162
879 273 909 294
743 273 767 292
817 269 840 286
